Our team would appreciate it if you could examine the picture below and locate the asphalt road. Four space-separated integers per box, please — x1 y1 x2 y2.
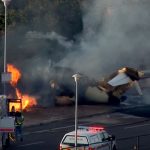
6 109 150 150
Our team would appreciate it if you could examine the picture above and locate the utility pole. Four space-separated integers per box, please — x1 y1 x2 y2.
72 73 81 150
1 0 11 98
1 0 12 149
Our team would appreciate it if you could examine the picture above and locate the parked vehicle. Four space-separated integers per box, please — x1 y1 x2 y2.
59 126 117 150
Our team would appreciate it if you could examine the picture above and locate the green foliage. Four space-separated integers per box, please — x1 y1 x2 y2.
0 0 83 38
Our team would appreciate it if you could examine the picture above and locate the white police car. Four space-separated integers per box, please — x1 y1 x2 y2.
59 126 117 150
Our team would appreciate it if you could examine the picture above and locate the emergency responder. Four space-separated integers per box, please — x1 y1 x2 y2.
15 111 24 142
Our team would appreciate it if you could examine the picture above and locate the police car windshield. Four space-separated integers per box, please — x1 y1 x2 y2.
62 135 89 146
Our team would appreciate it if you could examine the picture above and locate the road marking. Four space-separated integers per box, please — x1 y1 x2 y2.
125 123 150 129
17 141 45 147
24 122 92 135
50 122 97 131
34 129 50 133
50 125 74 131
24 129 49 135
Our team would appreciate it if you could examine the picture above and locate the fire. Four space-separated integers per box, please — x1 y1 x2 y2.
9 102 21 111
7 64 37 110
16 88 37 110
7 64 21 86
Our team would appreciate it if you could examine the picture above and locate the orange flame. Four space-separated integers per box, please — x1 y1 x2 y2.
7 64 37 110
16 88 37 110
7 64 21 86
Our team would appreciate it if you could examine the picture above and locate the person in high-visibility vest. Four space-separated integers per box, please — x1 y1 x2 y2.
15 111 24 142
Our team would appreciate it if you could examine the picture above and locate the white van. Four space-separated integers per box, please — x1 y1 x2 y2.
59 126 117 150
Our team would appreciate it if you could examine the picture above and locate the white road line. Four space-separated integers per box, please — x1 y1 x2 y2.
50 125 74 131
125 123 150 129
48 122 93 131
24 122 92 135
17 141 45 147
31 129 49 133
24 129 49 135
24 126 74 136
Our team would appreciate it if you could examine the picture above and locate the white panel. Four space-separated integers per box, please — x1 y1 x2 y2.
108 73 131 86
0 117 15 132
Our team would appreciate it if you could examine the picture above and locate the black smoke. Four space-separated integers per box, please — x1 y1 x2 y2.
0 0 150 106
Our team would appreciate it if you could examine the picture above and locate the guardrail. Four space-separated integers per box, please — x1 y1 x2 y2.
117 133 150 150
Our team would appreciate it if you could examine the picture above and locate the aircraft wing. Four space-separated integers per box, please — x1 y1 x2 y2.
108 72 131 86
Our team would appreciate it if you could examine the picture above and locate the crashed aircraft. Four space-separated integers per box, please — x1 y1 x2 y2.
50 67 149 105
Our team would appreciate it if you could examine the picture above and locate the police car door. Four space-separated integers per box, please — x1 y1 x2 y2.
90 134 102 149
103 131 113 150
99 132 110 150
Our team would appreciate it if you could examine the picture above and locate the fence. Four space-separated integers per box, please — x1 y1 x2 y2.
117 133 150 150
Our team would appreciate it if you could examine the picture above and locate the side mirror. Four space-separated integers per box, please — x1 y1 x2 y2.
108 135 115 141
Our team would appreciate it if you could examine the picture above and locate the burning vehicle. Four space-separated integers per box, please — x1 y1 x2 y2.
50 67 149 105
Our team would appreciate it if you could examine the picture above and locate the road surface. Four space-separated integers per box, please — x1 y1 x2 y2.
6 105 150 150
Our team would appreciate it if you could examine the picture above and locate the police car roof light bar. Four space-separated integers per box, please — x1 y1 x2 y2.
78 126 104 132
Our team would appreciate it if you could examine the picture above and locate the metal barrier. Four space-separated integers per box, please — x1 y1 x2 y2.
117 133 150 150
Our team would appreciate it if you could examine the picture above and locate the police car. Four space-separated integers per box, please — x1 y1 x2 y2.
59 126 117 150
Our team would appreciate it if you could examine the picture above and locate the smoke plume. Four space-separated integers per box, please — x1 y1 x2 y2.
0 0 150 106
59 0 150 78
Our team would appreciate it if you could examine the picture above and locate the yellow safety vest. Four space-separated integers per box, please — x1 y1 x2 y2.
15 115 24 126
